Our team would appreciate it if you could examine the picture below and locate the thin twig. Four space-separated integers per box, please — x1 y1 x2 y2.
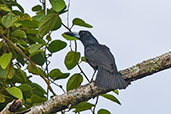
66 0 73 53
92 96 99 114
77 64 90 83
42 0 46 14
69 41 72 50
61 23 71 32
45 40 50 97
49 79 66 93
41 0 51 97
91 70 97 82
70 24 74 30
74 40 77 52
67 0 71 27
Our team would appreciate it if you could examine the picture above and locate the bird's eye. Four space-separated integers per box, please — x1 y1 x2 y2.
79 31 85 35
79 31 87 36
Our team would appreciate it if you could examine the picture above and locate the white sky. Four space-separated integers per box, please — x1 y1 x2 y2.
18 0 171 114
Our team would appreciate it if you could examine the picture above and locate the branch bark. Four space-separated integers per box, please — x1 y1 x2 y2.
2 52 171 114
0 99 22 114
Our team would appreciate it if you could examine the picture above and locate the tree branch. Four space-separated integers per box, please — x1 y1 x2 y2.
1 99 22 114
2 52 171 114
121 52 171 81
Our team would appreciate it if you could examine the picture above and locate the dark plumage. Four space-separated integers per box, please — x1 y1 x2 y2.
65 30 128 89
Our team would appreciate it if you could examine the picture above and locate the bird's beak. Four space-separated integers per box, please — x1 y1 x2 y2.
64 32 80 39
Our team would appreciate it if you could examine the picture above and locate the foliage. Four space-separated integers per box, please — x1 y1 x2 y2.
0 0 121 113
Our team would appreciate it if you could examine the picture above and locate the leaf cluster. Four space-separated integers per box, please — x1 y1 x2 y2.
0 0 121 113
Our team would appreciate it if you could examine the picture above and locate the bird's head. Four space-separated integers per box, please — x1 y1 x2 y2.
64 30 99 47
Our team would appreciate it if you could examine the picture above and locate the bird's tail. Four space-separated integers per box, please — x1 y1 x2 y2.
94 67 128 90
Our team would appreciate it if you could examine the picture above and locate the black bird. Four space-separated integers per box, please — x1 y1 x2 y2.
65 30 128 89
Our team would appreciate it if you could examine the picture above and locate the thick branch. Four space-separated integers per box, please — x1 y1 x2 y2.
121 52 171 81
3 52 171 114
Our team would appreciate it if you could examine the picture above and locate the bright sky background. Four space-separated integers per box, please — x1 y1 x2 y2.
18 0 171 114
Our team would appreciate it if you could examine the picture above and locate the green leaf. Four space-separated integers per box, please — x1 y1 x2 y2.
15 52 25 66
49 0 66 12
20 19 39 28
12 1 24 13
30 83 46 97
0 67 7 78
14 23 22 28
0 52 12 69
101 94 121 105
27 64 46 77
72 101 94 113
5 87 23 99
64 51 80 70
1 12 18 28
73 18 93 28
28 35 46 45
81 56 87 62
32 5 42 12
7 65 15 79
13 10 23 16
31 94 47 103
113 89 119 95
62 33 78 40
66 73 83 91
28 44 42 54
9 68 27 83
18 84 33 98
33 13 44 21
47 40 67 53
48 69 69 80
11 29 27 38
0 4 11 12
26 29 38 34
0 93 5 103
98 109 111 114
30 51 46 66
39 13 61 37
19 84 32 92
17 40 27 48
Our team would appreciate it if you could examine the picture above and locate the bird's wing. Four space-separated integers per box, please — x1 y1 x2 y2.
85 44 118 73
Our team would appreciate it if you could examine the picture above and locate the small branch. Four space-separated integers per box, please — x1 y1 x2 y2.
16 52 171 114
77 64 91 83
50 79 66 93
61 23 71 32
1 99 22 114
92 96 99 114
